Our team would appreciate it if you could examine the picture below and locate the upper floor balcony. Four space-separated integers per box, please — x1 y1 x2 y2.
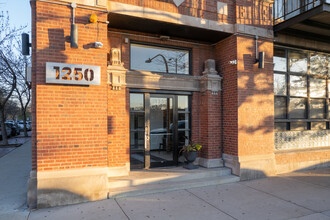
273 0 330 42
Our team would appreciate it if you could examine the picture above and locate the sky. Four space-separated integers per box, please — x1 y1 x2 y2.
0 0 31 33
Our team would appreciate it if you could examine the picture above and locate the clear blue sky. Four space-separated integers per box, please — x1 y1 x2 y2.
0 0 31 33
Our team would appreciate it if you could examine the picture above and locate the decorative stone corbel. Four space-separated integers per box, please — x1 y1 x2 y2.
200 59 222 95
107 48 127 90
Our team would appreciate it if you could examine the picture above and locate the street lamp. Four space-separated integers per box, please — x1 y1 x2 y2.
169 58 177 74
145 54 169 73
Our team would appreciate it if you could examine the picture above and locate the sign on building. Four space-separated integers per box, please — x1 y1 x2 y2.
46 62 101 85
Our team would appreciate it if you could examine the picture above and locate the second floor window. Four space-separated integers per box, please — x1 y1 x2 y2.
130 43 190 75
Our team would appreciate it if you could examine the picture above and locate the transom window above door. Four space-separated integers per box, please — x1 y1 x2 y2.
130 43 191 75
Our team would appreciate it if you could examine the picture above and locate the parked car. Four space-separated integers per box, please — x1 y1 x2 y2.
0 123 11 140
17 121 31 131
5 122 20 136
17 121 24 131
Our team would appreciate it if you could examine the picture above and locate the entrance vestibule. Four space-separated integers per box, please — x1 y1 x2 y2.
129 91 191 169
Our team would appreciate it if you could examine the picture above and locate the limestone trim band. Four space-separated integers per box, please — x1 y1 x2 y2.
37 167 109 179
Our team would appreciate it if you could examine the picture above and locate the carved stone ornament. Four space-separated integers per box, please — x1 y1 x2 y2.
108 48 126 90
200 59 222 95
111 48 124 66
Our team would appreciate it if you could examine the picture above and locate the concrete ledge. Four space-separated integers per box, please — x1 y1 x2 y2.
27 171 37 209
108 2 234 34
275 33 330 53
197 158 224 168
108 163 130 177
223 153 276 180
36 167 108 208
235 24 273 39
108 2 273 39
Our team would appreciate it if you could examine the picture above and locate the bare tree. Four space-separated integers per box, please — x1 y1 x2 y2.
0 12 25 144
15 60 31 137
4 99 20 121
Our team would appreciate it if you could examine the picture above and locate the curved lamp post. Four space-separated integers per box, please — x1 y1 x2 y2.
145 54 169 73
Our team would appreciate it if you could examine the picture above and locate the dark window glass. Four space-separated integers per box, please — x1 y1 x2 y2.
289 51 307 73
275 97 286 119
289 98 306 119
310 99 325 119
290 75 307 97
310 78 326 98
130 131 145 150
130 112 145 130
274 74 287 95
178 113 189 129
131 43 190 74
290 122 307 131
310 54 328 76
274 48 287 72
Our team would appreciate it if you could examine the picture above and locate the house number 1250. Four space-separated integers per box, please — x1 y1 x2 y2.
46 62 100 85
53 66 94 81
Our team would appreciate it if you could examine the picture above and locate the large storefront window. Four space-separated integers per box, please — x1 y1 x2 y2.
130 43 190 75
274 47 330 131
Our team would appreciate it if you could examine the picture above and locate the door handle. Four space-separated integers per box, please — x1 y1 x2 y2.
145 126 149 141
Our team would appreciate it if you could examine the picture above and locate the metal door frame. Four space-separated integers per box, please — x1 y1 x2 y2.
129 89 192 170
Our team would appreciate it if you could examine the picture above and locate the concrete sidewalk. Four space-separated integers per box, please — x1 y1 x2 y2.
0 139 31 220
28 168 330 220
1 140 329 220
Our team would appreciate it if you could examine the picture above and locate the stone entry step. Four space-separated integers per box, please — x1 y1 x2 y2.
108 167 240 198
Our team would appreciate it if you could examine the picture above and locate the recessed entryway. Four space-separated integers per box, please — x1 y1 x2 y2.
129 91 191 169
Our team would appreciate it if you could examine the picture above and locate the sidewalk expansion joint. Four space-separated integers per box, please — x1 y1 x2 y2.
114 198 131 220
185 189 238 220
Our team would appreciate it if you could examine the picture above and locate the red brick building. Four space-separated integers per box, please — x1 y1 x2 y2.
29 0 330 208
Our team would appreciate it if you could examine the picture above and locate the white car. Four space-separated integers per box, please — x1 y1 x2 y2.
17 122 24 131
18 121 31 131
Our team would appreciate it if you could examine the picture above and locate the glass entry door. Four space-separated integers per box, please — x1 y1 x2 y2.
129 92 190 169
149 95 175 167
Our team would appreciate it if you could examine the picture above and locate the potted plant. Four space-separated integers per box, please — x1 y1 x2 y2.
180 137 202 170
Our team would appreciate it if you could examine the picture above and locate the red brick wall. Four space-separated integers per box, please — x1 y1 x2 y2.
32 1 109 171
276 149 330 166
236 36 274 156
199 91 222 159
31 1 37 171
236 0 273 29
107 87 130 168
214 35 274 157
215 36 238 156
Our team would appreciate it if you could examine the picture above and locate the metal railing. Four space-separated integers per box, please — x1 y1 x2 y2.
273 0 327 24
